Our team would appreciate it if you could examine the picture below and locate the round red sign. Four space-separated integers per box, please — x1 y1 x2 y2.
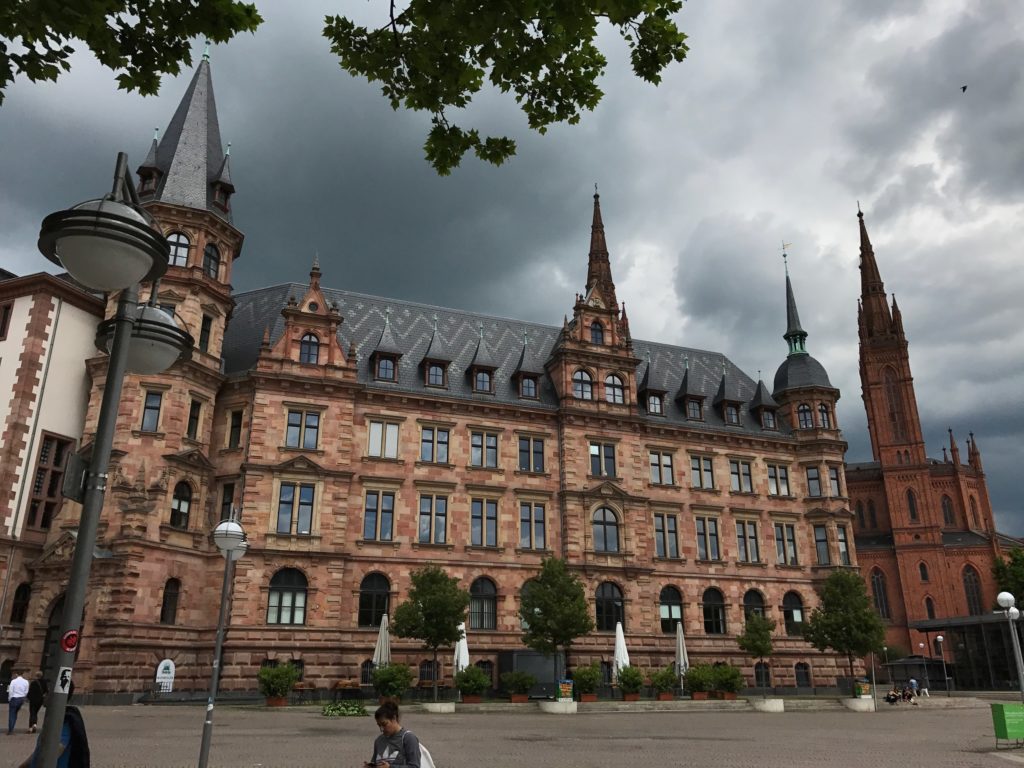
60 629 79 652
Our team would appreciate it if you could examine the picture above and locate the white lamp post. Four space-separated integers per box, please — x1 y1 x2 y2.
198 515 248 768
918 642 931 694
882 645 892 685
997 592 1024 704
936 635 950 697
34 152 191 768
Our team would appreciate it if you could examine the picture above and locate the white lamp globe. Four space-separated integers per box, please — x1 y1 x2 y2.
998 592 1017 609
213 519 246 555
936 636 944 643
1010 607 1021 621
227 539 248 562
126 305 185 374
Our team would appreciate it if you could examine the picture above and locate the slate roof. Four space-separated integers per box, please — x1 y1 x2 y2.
749 380 779 410
942 531 991 548
638 351 672 393
773 352 833 395
223 283 791 437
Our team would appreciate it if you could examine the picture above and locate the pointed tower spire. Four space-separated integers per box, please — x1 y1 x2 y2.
782 250 808 356
948 428 961 465
585 188 618 307
858 207 892 336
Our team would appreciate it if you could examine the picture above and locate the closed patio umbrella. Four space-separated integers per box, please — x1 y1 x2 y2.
372 614 391 668
675 621 689 689
613 621 630 682
453 622 469 674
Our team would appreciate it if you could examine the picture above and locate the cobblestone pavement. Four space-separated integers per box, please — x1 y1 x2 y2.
0 702 1008 768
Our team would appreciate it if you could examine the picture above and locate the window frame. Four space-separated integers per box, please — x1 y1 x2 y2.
590 321 605 345
26 433 73 530
426 363 446 388
470 430 499 468
418 494 448 544
367 420 401 459
469 577 498 630
648 393 663 415
654 512 679 559
202 242 221 280
167 232 190 267
782 592 804 636
595 581 624 631
358 573 390 627
267 568 308 626
276 481 316 536
518 436 545 473
649 450 674 485
701 588 726 635
160 578 181 625
471 497 499 548
604 374 625 404
473 368 494 394
228 409 243 449
519 376 538 399
828 466 842 497
186 399 202 440
686 398 703 420
836 525 851 565
592 507 621 553
519 502 546 550
729 459 753 493
690 455 715 489
736 520 760 563
198 315 213 353
797 403 813 429
767 464 790 496
285 409 320 450
141 390 163 432
724 403 740 425
818 404 832 429
572 369 594 400
299 333 320 365
363 490 395 541
774 522 799 565
659 585 683 633
806 467 822 497
589 441 616 478
419 426 450 464
170 481 192 530
813 524 830 565
696 515 721 561
871 569 890 619
762 410 777 430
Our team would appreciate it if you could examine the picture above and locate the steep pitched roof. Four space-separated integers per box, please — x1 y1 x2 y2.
513 331 546 377
469 324 499 369
638 351 671 393
421 315 456 364
371 310 403 357
749 379 778 410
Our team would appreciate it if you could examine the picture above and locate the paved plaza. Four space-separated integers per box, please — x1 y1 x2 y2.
0 701 1011 768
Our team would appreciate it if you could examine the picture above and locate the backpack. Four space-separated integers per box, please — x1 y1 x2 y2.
403 730 436 768
64 706 91 768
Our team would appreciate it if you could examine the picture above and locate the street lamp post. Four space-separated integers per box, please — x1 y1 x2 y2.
918 642 931 695
197 516 248 768
997 592 1024 705
936 635 950 697
882 645 891 686
34 153 191 767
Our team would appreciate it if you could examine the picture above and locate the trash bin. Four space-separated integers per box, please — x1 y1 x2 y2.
854 679 872 698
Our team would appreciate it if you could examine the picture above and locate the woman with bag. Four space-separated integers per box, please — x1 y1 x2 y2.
365 701 434 768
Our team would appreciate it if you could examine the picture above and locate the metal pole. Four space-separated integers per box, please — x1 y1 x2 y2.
870 652 878 712
197 552 235 768
37 285 138 767
938 644 949 697
1008 612 1024 705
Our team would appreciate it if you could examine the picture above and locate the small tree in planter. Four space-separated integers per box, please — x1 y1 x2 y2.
650 665 678 701
258 663 301 707
454 665 490 703
737 613 776 699
572 663 602 702
616 665 644 701
684 664 714 700
500 671 537 703
372 663 415 702
711 665 745 700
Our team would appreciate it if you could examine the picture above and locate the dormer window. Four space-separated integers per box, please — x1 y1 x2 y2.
590 321 605 345
605 375 625 405
648 394 663 415
203 243 221 280
572 370 593 400
376 356 396 381
686 399 703 420
724 404 740 425
213 185 230 210
299 333 320 364
473 370 493 393
762 410 777 430
520 376 538 399
426 363 446 387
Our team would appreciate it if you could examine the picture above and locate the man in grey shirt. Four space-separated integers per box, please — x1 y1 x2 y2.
366 702 421 768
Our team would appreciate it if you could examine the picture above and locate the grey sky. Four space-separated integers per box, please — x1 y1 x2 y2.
1 1 1021 532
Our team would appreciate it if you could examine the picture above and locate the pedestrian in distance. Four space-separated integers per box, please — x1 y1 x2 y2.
7 669 29 735
27 672 48 734
365 701 421 768
19 681 90 768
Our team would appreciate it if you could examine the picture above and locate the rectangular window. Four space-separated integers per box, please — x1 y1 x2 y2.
767 464 790 496
141 391 163 432
814 524 830 565
0 301 12 340
518 437 545 473
519 502 546 550
590 442 616 477
26 434 73 530
368 420 400 459
220 482 235 520
729 460 753 492
654 513 679 558
186 399 202 440
471 498 499 547
690 456 715 489
775 523 798 565
686 399 703 420
470 431 499 468
806 467 822 497
837 524 851 565
419 426 450 464
277 482 315 536
418 495 448 544
199 315 213 353
285 409 320 450
829 466 842 497
696 516 720 561
363 490 395 541
649 451 674 485
736 520 760 563
228 409 243 449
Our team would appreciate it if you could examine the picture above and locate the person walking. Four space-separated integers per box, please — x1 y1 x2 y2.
18 681 90 768
365 701 421 768
7 670 29 735
26 673 47 733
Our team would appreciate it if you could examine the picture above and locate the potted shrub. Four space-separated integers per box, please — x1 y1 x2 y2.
617 665 644 701
712 664 745 700
684 664 714 701
650 665 678 701
500 671 537 703
372 663 414 703
258 662 301 707
572 663 602 702
454 665 491 703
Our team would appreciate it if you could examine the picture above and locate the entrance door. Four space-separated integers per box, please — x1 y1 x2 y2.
40 595 66 681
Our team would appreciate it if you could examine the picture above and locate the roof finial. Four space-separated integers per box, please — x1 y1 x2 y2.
683 356 689 371
594 182 599 198
433 313 439 332
781 241 792 275
758 369 762 380
384 306 392 327
311 250 320 271
857 199 862 216
522 328 529 346
225 141 231 156
646 349 652 364
203 41 211 61
478 321 484 340
153 127 160 140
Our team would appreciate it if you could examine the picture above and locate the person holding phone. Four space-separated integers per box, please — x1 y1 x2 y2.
365 701 420 768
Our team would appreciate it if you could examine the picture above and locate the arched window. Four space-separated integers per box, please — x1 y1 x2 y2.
906 489 918 521
376 357 395 381
754 661 771 688
592 507 620 553
919 562 929 582
969 497 979 528
659 586 683 633
702 588 726 635
797 404 813 429
818 404 832 429
470 577 497 630
595 582 624 631
605 375 624 404
590 321 604 345
743 589 766 619
361 659 375 684
359 573 390 627
267 568 307 625
203 243 221 279
871 569 890 619
427 364 445 387
782 592 804 636
868 501 878 529
856 501 865 528
170 482 192 529
299 333 320 364
925 596 936 620
9 583 30 624
160 578 181 625
474 370 492 392
794 662 812 688
883 367 907 441
963 565 983 616
572 370 593 400
419 659 439 682
168 232 190 267
941 495 955 526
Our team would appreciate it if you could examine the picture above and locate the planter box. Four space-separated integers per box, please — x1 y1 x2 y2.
623 693 640 702
460 694 482 703
656 692 675 701
265 696 288 707
712 691 738 700
691 692 710 701
579 693 598 702
509 694 529 703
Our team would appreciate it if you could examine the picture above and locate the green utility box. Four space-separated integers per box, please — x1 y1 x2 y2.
991 703 1024 743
